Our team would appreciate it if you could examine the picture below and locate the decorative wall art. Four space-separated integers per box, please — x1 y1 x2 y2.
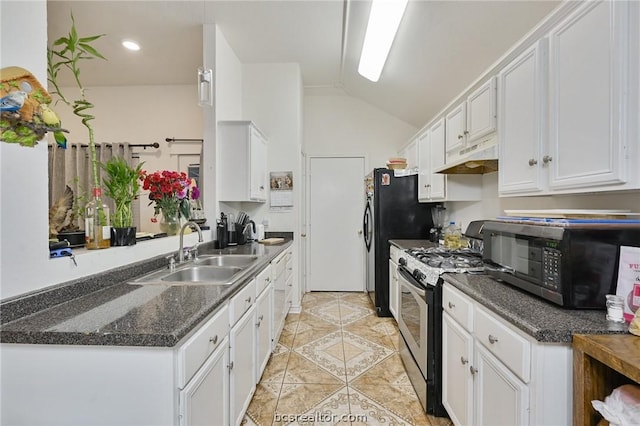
0 66 67 147
270 171 293 210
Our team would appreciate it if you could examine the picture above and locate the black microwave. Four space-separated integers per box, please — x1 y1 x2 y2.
481 220 640 309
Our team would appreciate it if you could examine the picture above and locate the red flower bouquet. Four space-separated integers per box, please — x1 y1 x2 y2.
139 170 197 224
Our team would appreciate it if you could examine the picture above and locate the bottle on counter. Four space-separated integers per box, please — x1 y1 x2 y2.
444 221 461 249
85 187 111 249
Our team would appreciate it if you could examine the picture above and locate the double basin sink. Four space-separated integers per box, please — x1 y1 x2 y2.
129 254 258 286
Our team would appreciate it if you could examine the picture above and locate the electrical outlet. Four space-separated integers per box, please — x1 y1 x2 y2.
262 218 270 227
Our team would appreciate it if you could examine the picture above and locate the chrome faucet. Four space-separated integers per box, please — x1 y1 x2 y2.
178 221 204 263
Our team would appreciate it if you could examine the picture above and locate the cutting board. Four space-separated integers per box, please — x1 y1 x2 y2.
258 238 285 245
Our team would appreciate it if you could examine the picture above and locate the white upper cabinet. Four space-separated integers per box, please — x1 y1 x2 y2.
466 77 497 142
418 119 446 201
445 78 497 158
218 121 268 202
445 102 467 155
498 0 639 196
398 139 418 171
498 39 548 195
547 0 630 191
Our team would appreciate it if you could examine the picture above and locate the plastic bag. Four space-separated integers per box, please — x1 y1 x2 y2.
592 384 640 426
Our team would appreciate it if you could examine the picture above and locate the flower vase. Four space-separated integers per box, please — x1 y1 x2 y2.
160 212 180 236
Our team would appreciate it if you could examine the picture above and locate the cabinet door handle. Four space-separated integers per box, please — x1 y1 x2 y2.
542 155 553 164
448 301 455 309
470 366 478 375
258 314 264 321
245 296 252 303
209 335 218 345
256 320 261 327
463 130 469 136
266 277 271 282
228 361 234 370
488 334 499 344
260 185 265 190
528 158 538 166
460 356 468 365
458 134 464 140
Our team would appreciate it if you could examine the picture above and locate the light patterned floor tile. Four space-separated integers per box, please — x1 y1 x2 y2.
347 386 422 425
243 381 282 426
260 343 291 384
338 301 372 325
287 386 351 426
283 352 346 384
245 292 453 426
349 353 412 387
273 383 345 425
341 330 394 379
295 331 346 379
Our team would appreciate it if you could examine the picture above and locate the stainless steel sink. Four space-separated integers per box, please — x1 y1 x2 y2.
194 255 258 268
129 265 244 286
160 266 242 284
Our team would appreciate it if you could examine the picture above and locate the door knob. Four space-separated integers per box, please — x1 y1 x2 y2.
542 155 553 164
528 158 538 166
301 233 307 237
358 230 363 235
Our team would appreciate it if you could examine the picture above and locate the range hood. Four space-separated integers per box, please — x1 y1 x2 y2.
434 137 498 174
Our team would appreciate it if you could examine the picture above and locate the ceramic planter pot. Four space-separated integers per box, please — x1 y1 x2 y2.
110 227 136 246
57 230 85 247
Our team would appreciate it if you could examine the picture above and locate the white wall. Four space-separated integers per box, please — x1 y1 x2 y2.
242 63 303 232
303 89 417 170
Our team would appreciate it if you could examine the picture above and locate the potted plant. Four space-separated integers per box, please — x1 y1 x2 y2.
101 156 144 246
47 13 111 249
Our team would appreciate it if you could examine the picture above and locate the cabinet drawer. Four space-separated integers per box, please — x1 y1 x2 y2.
178 304 229 388
443 284 474 332
474 306 531 383
256 265 272 296
230 279 257 326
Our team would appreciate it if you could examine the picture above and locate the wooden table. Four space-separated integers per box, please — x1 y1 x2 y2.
573 333 640 426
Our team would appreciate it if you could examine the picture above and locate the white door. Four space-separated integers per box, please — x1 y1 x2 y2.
308 156 365 291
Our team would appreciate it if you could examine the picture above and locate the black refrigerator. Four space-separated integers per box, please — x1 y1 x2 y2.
363 168 435 317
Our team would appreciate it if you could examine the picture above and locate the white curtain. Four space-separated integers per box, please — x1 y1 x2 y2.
48 143 140 230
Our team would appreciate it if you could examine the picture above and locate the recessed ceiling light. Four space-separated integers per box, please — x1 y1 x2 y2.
122 40 140 51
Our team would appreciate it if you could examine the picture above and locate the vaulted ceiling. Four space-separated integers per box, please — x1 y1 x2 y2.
47 0 559 128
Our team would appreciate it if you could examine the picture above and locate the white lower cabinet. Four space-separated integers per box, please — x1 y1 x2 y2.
255 283 273 382
272 249 293 348
473 342 529 426
179 338 229 426
442 283 572 426
229 281 257 426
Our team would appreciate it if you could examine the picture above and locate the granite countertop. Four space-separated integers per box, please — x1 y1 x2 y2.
389 239 628 343
0 240 292 348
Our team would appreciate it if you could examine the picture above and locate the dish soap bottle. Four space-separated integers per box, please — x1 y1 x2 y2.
444 221 460 249
85 187 111 249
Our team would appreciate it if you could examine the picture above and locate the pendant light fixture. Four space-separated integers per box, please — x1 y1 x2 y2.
358 0 409 82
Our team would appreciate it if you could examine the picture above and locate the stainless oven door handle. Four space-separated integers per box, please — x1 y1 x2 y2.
397 267 426 297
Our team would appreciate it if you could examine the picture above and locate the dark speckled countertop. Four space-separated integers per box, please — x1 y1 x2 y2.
0 240 292 347
390 239 628 343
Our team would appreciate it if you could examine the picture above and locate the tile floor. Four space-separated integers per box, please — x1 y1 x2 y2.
242 292 454 426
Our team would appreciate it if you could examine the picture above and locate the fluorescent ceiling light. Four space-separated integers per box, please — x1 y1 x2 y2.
358 0 408 82
122 40 140 51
